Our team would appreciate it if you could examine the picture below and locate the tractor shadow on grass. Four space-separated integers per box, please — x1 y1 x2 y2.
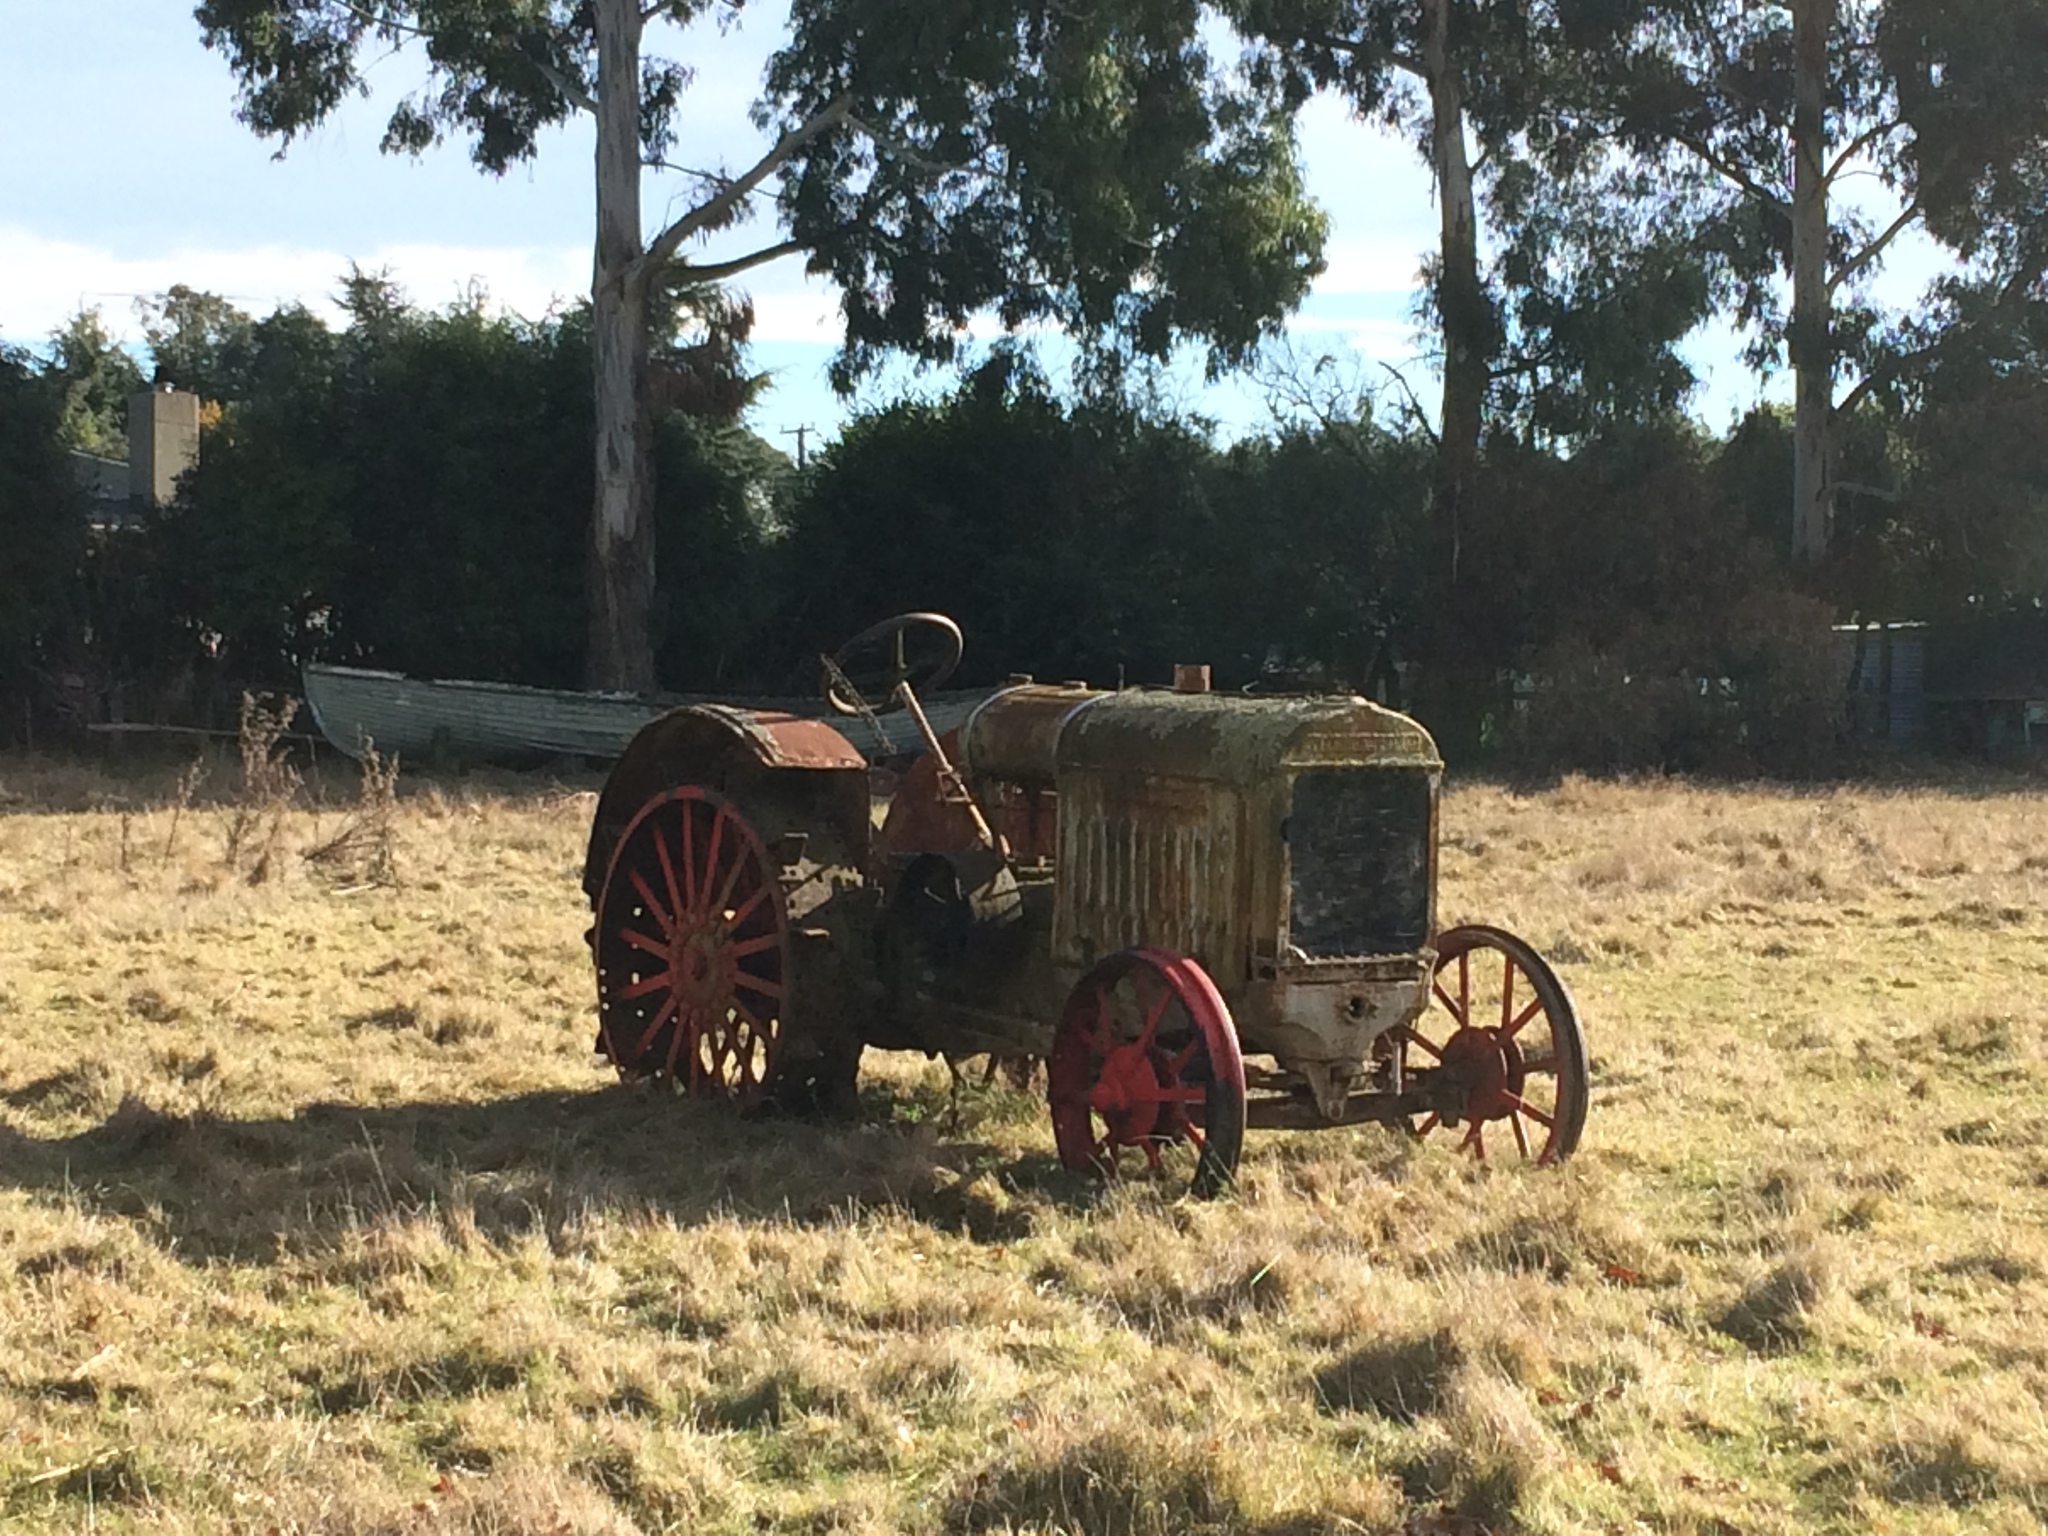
0 1078 1100 1268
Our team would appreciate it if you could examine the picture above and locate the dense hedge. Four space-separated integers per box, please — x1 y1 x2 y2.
5 295 2044 774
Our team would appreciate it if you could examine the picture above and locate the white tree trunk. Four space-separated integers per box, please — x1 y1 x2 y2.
1789 0 1833 563
586 0 656 691
1421 0 1484 586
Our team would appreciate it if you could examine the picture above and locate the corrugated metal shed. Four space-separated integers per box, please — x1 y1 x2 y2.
1835 622 1927 745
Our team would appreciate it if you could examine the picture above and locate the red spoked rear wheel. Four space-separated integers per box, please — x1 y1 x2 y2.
593 786 787 1102
1048 948 1247 1199
1398 924 1588 1163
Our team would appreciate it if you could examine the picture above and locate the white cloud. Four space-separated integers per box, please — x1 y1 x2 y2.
1317 236 1426 296
0 226 588 343
740 277 843 344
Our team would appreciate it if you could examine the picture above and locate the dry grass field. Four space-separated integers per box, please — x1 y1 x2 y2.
3 745 2048 1535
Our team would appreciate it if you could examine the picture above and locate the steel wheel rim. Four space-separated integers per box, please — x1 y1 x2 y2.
594 786 787 1102
1400 925 1587 1164
1048 947 1246 1198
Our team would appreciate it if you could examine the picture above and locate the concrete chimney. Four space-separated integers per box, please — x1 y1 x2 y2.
128 386 201 506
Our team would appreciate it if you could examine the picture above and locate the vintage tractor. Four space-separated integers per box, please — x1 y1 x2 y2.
582 614 1589 1193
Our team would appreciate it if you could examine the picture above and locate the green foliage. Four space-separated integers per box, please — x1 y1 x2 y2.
137 285 260 400
193 0 619 174
774 352 1222 688
197 1 1327 382
46 309 144 460
0 347 87 715
153 294 589 689
652 418 790 691
129 285 783 699
767 0 1327 385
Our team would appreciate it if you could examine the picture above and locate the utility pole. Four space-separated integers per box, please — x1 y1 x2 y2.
781 424 815 470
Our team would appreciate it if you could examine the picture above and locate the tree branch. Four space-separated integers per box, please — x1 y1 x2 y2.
1825 117 1902 182
645 156 767 197
1831 197 1921 294
1381 362 1440 446
634 94 850 288
673 240 806 284
1674 131 1788 212
1834 337 1940 416
333 0 430 41
528 52 597 115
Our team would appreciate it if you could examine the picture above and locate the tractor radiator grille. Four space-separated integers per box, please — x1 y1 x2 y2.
1287 768 1431 958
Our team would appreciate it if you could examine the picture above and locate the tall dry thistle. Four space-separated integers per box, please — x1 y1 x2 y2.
304 733 401 886
224 692 302 882
161 754 208 864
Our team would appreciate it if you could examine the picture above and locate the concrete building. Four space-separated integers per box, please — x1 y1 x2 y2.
67 385 201 530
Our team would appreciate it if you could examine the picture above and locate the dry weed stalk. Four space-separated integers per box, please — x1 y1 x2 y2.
160 753 207 863
304 734 402 886
223 691 301 882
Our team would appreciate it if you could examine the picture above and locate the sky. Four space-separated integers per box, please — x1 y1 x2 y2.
0 2 1947 451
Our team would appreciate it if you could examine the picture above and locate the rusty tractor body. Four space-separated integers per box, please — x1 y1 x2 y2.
583 615 1589 1191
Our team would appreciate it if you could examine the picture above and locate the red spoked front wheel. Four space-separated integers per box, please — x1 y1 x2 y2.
593 786 787 1102
1398 924 1588 1163
1048 948 1247 1199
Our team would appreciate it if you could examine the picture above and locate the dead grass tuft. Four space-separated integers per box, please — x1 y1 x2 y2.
1716 1241 1835 1352
1315 1328 1458 1421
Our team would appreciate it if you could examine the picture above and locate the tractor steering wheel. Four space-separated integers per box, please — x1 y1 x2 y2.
822 612 964 716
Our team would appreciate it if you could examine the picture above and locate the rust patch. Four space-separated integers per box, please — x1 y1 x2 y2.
740 712 868 770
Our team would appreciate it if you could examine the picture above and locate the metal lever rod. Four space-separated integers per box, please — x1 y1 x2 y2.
894 680 1006 858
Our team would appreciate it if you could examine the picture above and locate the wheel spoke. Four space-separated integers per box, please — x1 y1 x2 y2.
1519 1052 1560 1076
1509 1109 1531 1158
1125 1082 1207 1106
680 799 697 915
709 844 750 924
1501 1091 1555 1129
617 968 676 1001
654 826 686 940
726 883 770 929
1504 996 1544 1039
1413 1111 1440 1138
1403 1024 1443 1060
1458 949 1471 1028
629 869 676 940
633 991 681 1062
732 1000 776 1043
1082 992 1114 1055
1135 979 1172 1053
1461 1122 1486 1161
1432 981 1466 1026
664 1005 696 1081
1165 1036 1200 1075
733 971 782 1001
618 926 669 960
729 932 781 959
1183 1122 1207 1153
697 807 727 920
1501 955 1515 1031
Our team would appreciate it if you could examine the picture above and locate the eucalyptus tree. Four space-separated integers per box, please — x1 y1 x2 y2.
1226 0 1513 572
196 0 1324 690
1585 0 2048 562
1220 2 1694 578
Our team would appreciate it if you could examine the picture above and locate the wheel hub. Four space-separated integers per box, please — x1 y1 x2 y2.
674 929 730 1007
1089 1043 1164 1146
1439 1026 1526 1123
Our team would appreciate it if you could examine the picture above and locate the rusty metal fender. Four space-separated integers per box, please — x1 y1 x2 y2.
581 705 866 903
